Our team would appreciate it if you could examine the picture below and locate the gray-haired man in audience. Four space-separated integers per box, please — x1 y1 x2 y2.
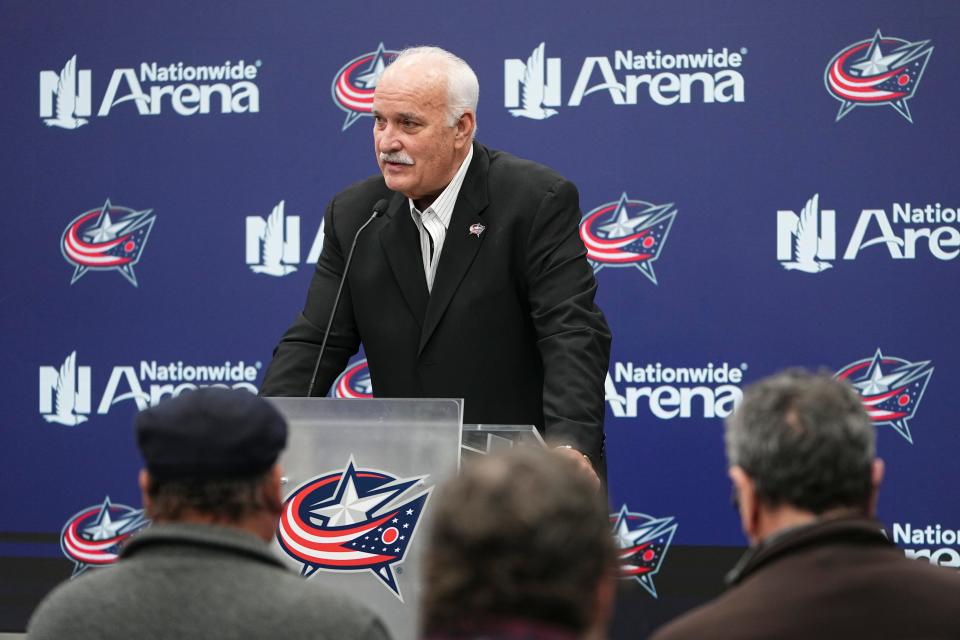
653 369 960 640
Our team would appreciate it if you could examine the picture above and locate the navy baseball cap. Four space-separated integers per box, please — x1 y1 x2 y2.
135 388 287 481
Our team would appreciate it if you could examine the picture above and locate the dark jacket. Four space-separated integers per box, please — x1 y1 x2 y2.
652 517 960 640
27 523 391 640
261 142 611 464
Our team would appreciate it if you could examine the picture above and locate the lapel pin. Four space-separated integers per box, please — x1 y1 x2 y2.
469 223 485 237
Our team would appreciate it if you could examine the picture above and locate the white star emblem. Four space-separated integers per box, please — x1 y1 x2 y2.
310 475 391 527
851 38 902 76
84 200 134 243
853 360 902 395
82 498 145 541
597 194 650 239
612 506 658 549
355 43 389 89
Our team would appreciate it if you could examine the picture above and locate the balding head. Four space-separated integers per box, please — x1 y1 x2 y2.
381 46 479 128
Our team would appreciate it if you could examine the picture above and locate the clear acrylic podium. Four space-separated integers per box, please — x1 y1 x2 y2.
265 397 543 640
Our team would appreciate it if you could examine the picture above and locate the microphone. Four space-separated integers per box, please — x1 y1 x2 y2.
307 198 390 397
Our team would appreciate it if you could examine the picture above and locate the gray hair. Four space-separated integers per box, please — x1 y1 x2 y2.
386 46 479 130
725 369 875 514
421 447 615 635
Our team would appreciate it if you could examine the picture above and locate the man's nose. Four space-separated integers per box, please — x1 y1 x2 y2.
377 125 402 152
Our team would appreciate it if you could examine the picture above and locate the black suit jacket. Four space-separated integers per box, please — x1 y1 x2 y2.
260 142 611 462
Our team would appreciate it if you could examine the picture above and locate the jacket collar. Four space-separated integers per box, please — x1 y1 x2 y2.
725 516 891 586
120 522 284 569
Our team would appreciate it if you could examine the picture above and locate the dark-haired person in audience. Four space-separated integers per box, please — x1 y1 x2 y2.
28 388 390 640
421 447 617 640
652 369 960 640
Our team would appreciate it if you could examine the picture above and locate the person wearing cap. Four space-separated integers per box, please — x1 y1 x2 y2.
27 388 391 640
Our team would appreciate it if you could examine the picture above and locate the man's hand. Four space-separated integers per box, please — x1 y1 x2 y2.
553 446 601 490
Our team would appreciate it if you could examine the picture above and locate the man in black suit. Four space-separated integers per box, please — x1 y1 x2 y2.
651 370 960 640
260 46 610 483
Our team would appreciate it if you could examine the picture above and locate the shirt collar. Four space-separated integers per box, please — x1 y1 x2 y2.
408 144 474 229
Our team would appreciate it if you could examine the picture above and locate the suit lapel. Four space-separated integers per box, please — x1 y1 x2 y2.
379 191 429 326
419 144 490 354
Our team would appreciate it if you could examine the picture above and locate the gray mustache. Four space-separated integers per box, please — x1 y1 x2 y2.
379 151 414 165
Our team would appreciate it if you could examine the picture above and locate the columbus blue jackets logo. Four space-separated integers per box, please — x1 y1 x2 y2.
580 193 676 285
611 505 677 598
60 496 150 576
332 43 399 131
61 199 156 286
825 30 933 123
835 349 934 443
330 358 373 399
276 457 430 600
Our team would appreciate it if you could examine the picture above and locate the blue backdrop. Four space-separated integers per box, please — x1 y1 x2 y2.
3 0 958 635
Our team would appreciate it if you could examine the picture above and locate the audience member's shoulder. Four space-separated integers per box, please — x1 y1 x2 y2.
649 593 741 640
888 549 960 593
27 569 121 638
275 572 392 639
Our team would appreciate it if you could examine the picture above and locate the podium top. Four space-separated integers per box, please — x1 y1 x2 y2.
265 396 463 429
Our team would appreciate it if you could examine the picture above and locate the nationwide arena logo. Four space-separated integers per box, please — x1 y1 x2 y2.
61 199 156 286
505 41 746 119
40 54 262 129
276 457 430 600
835 349 933 444
332 43 399 131
892 521 960 569
61 496 150 576
580 193 677 285
39 351 261 425
611 505 677 598
606 361 745 419
825 30 933 123
777 194 960 273
245 200 326 277
330 359 373 399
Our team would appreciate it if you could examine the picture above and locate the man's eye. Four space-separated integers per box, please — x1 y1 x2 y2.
402 120 419 128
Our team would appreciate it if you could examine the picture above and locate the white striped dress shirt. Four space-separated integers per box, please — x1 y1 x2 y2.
409 145 474 292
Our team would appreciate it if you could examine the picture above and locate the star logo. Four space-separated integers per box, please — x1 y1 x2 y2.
835 349 934 443
610 505 677 598
825 30 934 123
579 192 677 285
60 496 150 576
60 199 157 287
332 43 400 131
276 457 430 600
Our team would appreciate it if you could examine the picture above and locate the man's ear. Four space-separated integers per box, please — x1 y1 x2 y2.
729 465 760 545
454 110 475 147
139 469 153 517
868 458 885 517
